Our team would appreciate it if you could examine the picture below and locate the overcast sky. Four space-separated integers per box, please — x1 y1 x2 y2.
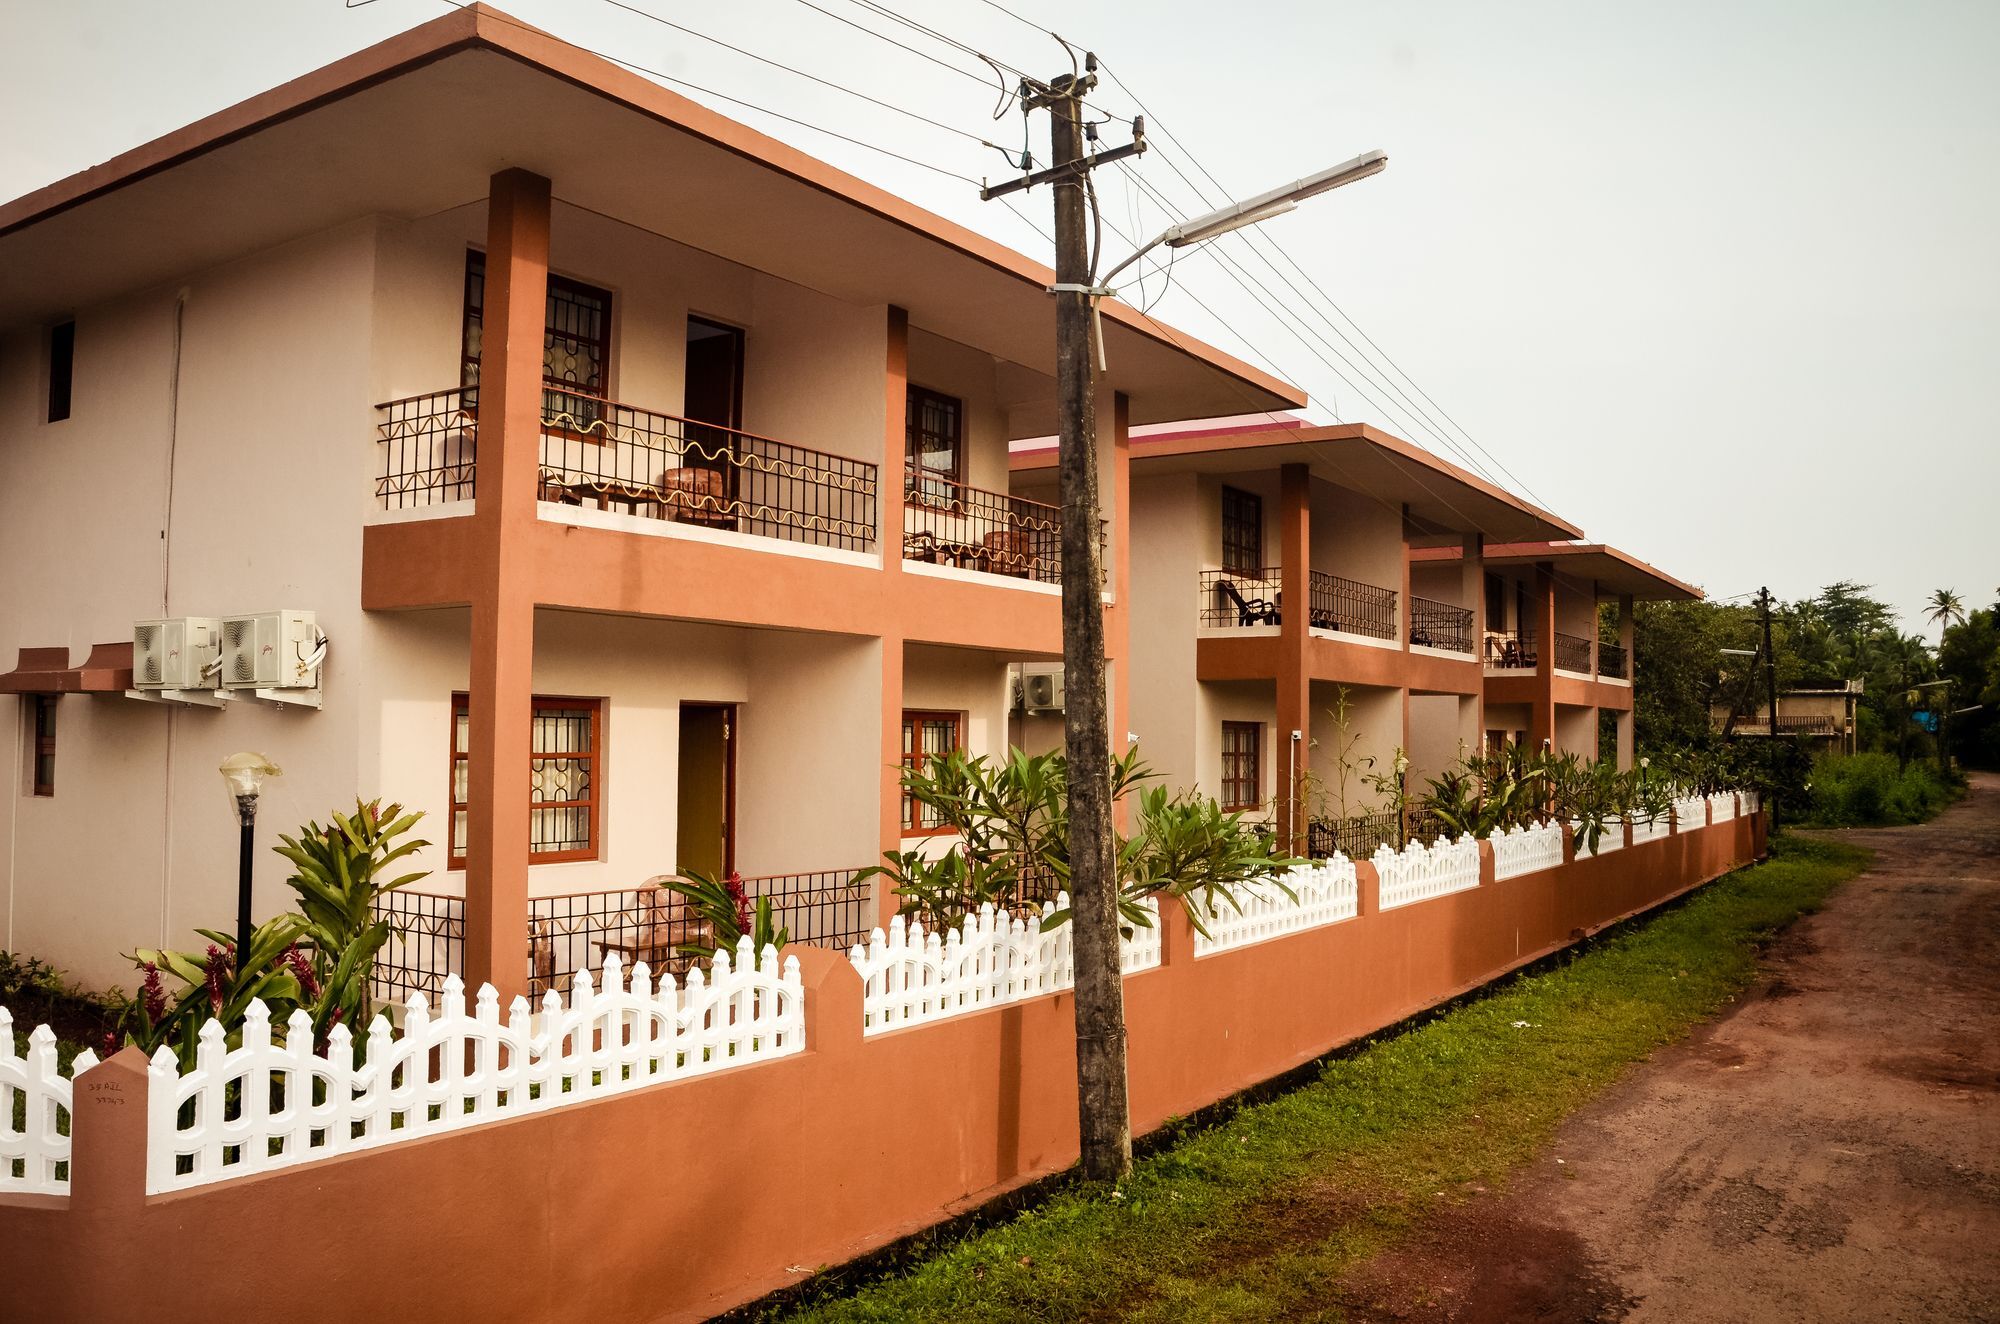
4 1 1993 632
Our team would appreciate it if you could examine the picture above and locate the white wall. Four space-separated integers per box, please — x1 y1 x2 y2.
1306 682 1403 819
1128 472 1202 793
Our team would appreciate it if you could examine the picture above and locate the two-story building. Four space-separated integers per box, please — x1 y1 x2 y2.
0 5 1305 996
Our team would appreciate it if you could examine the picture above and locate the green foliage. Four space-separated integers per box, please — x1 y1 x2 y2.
774 837 1871 1322
0 952 64 1005
273 799 430 1039
1798 753 1962 827
854 746 1295 937
121 799 431 1071
1939 606 2000 769
657 870 790 960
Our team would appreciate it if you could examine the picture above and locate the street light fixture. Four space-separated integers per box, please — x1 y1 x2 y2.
1099 150 1389 288
219 752 281 974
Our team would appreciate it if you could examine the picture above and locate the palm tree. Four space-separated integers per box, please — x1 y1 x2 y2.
1927 588 1966 644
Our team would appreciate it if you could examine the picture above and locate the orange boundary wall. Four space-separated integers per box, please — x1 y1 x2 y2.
0 813 1764 1323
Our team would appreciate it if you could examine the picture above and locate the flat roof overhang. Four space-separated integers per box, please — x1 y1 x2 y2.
0 5 1303 435
1017 420 1581 544
1413 541 1702 601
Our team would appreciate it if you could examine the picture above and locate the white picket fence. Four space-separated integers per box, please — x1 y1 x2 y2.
1488 822 1565 880
1671 795 1707 831
1190 858 1359 957
848 893 1160 1036
1709 792 1737 823
1373 834 1482 911
1 1012 98 1196
1570 818 1624 856
1742 789 1760 816
1628 812 1672 846
146 939 802 1194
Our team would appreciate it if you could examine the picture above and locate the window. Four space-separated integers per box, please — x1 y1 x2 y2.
25 696 55 797
905 385 963 501
901 710 962 833
449 695 602 867
460 250 613 426
1221 487 1262 574
1221 721 1261 811
46 321 74 423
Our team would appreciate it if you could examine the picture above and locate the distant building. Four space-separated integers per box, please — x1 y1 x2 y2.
1711 680 1862 754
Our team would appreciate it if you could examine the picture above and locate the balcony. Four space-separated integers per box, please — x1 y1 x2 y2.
903 470 1067 584
1408 596 1474 654
1553 630 1595 675
370 868 874 1004
1483 629 1536 669
1196 567 1398 640
1598 641 1629 679
375 387 880 553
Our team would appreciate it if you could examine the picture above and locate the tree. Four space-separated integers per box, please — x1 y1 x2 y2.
1927 588 1966 644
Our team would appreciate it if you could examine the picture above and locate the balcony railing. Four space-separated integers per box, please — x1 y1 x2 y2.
374 388 880 553
369 869 874 1006
1306 800 1446 860
1732 714 1840 736
1408 596 1474 653
1200 567 1282 627
1598 641 1629 678
1553 630 1595 675
903 469 1069 583
1483 630 1537 668
376 389 477 509
1310 570 1398 640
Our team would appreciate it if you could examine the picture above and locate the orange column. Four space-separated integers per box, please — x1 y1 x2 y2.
464 168 549 1004
1109 392 1132 794
1276 463 1311 853
1529 560 1557 753
875 306 909 926
1462 532 1485 747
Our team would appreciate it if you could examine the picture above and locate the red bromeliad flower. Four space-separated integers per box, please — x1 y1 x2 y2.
281 944 321 1000
202 944 230 1015
139 962 167 1024
723 872 750 939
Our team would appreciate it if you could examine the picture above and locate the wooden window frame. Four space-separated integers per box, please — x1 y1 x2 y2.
1221 486 1263 575
46 321 74 424
449 693 603 868
1221 720 1262 812
26 695 55 798
904 384 964 506
900 709 963 835
459 249 615 440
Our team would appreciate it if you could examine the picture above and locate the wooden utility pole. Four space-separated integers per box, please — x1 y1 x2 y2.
984 61 1139 1183
1760 587 1779 744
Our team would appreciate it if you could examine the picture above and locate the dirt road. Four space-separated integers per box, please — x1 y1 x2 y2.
1339 775 2000 1323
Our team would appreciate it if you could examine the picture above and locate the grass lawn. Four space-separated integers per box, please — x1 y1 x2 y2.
763 834 1871 1323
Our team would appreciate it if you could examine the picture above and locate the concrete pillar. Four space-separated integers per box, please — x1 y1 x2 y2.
1529 561 1556 754
1277 463 1311 852
1616 709 1635 770
464 168 548 1003
876 306 909 926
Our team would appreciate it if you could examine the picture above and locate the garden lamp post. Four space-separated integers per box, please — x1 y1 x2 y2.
219 752 281 974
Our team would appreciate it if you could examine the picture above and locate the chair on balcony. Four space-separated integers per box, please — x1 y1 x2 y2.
593 879 709 979
1214 577 1279 626
979 528 1037 578
656 464 733 529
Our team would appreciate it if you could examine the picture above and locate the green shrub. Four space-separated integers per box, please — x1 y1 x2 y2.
1801 753 1961 827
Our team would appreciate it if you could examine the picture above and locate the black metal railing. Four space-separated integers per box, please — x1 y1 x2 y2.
525 870 874 996
1408 596 1474 653
1309 570 1398 640
902 469 1070 583
538 388 878 552
368 871 872 1005
1597 641 1629 678
1305 803 1445 860
1199 567 1283 627
369 889 466 1007
375 389 477 509
1554 630 1595 674
1483 630 1537 668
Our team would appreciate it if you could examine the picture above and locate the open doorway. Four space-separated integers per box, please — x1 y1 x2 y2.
676 703 736 879
684 315 742 468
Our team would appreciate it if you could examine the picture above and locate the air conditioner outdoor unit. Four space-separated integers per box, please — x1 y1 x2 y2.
1024 667 1065 713
133 617 222 690
219 610 324 690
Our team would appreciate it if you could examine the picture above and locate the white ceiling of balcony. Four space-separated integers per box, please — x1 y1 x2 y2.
0 20 1304 436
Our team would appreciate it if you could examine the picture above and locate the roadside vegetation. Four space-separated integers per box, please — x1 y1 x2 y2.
1800 752 1961 828
761 835 1871 1324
